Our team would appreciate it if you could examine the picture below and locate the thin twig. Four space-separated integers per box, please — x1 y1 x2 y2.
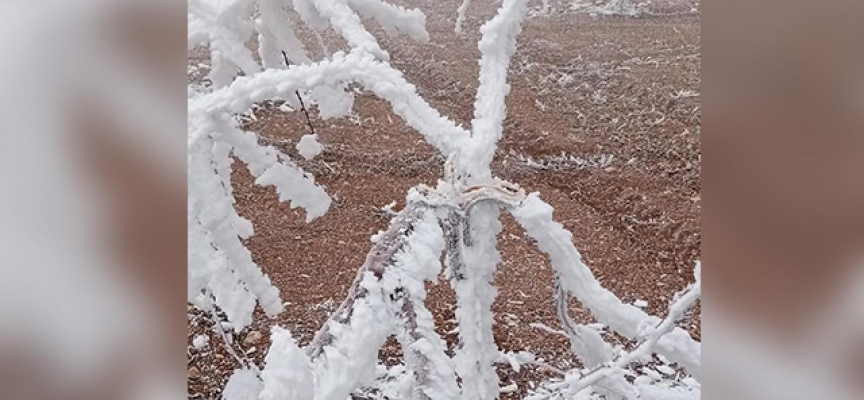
204 291 256 371
281 51 316 135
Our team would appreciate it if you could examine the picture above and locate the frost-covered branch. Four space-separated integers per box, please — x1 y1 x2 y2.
554 264 701 396
308 0 390 59
425 179 525 400
447 206 503 400
511 193 701 379
188 0 702 397
187 0 262 87
553 280 636 399
223 122 331 220
258 0 311 67
190 51 468 156
188 121 297 329
303 199 458 399
454 0 473 34
187 0 458 339
348 0 429 42
439 4 534 396
461 0 530 180
554 279 615 368
259 327 315 400
190 0 429 77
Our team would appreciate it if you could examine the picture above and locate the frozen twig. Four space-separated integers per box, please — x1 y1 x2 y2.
455 0 473 33
190 51 468 156
553 264 701 394
304 199 459 399
461 0 531 180
511 194 701 379
189 1 703 398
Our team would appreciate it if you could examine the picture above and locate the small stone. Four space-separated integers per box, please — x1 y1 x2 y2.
215 354 224 360
243 330 263 346
188 366 201 379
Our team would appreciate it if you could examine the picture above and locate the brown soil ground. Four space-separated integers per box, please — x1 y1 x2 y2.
189 1 700 398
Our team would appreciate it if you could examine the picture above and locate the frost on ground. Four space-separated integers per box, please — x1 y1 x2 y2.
528 0 699 18
188 0 701 399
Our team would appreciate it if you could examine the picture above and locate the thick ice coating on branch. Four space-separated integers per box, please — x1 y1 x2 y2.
554 283 615 367
304 204 458 399
188 130 285 329
188 0 453 337
348 0 429 42
296 134 323 160
223 367 263 400
190 0 430 87
259 327 315 400
446 206 503 400
309 0 390 59
188 114 331 330
257 0 311 67
461 0 530 180
190 51 469 156
558 265 701 397
511 193 701 379
292 0 331 31
389 207 460 400
308 0 431 60
187 0 262 87
190 0 702 396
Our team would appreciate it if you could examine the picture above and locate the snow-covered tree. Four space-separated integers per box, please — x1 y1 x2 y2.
187 0 701 398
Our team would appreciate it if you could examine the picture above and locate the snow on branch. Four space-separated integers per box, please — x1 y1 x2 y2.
292 0 331 31
304 0 428 60
553 279 615 367
188 0 459 337
512 193 701 379
549 264 701 398
348 0 430 42
448 206 504 400
189 0 429 86
187 0 262 87
434 3 533 398
302 199 458 399
259 327 315 400
454 0 474 34
188 122 287 329
462 0 530 180
190 51 469 155
222 124 331 221
188 0 702 397
308 0 391 59
257 0 311 68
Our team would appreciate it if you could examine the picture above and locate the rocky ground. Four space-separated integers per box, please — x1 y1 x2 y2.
189 1 700 398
